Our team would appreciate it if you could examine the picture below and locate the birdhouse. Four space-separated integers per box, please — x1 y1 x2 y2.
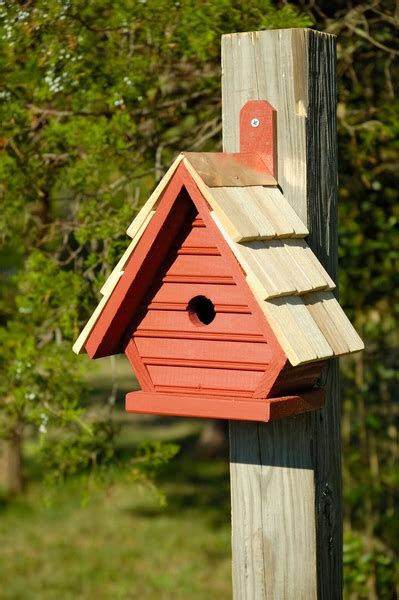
73 101 363 422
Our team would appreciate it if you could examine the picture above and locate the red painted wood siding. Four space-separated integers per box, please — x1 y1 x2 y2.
127 204 274 398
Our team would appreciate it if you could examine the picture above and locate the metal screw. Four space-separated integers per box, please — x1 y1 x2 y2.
251 118 260 128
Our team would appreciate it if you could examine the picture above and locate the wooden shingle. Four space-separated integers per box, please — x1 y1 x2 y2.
208 186 309 242
304 291 364 354
249 187 309 238
303 292 350 356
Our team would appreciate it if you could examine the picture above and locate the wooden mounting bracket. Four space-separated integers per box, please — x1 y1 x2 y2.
239 100 277 179
182 101 277 187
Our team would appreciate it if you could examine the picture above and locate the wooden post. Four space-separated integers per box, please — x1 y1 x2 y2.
222 29 340 598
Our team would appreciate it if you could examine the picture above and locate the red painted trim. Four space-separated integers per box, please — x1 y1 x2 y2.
85 176 190 358
153 385 253 399
125 339 154 392
133 330 264 343
125 389 325 422
254 368 284 400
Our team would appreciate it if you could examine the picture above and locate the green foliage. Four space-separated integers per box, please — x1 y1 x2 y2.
129 441 180 506
0 1 310 482
305 1 398 596
344 532 398 599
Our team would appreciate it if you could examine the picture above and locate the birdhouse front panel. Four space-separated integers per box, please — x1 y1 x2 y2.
125 195 283 400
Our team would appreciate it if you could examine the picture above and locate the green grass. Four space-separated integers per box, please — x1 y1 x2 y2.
0 357 232 599
0 443 232 600
3 474 232 599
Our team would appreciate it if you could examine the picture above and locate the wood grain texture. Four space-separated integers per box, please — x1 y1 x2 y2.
210 186 310 241
223 29 310 224
211 187 277 240
305 291 364 353
284 240 335 291
261 295 333 366
182 152 276 186
258 188 309 238
223 29 341 599
240 240 331 297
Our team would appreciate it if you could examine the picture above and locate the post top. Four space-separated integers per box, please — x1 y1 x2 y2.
221 28 336 40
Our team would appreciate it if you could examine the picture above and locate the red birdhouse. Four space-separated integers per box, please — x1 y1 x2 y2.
74 102 363 422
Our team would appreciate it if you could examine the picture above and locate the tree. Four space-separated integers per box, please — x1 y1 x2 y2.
0 0 309 489
298 1 399 596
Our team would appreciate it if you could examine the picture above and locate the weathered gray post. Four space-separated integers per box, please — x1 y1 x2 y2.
222 29 340 599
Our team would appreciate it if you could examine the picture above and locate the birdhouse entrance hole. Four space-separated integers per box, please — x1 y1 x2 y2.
187 295 216 326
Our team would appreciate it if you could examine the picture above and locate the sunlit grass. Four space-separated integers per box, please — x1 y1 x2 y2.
0 447 232 600
0 359 232 600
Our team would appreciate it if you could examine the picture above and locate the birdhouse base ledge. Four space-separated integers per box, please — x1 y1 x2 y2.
125 389 325 422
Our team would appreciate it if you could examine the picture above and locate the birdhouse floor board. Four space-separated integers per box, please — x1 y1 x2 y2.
125 389 325 422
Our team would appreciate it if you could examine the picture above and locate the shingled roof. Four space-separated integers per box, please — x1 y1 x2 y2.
73 153 364 366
